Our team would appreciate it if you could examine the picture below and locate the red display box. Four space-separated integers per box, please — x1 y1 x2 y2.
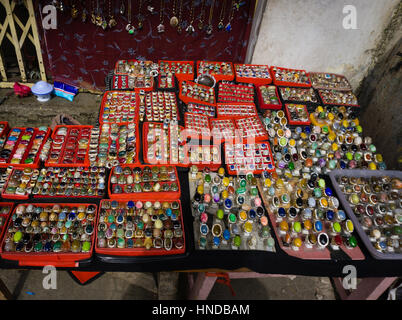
99 90 138 124
95 199 186 257
256 84 282 110
45 125 92 167
179 80 216 106
0 203 98 267
108 164 181 201
158 60 195 82
270 66 312 88
0 127 51 169
284 104 311 126
0 202 14 252
196 60 235 82
234 64 272 85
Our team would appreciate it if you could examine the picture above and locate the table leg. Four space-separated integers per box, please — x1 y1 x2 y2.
0 277 13 300
187 273 217 300
332 277 398 300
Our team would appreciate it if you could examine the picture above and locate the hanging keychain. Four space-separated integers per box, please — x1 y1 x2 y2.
225 0 235 32
176 0 183 34
186 0 195 34
126 0 135 34
157 0 165 33
218 0 226 30
108 0 117 28
198 0 205 30
206 0 215 35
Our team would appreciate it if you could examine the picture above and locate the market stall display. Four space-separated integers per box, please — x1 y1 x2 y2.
310 72 352 91
257 172 364 259
284 104 311 126
99 91 138 124
189 166 276 251
279 87 319 104
329 170 402 259
218 81 255 104
0 203 97 267
112 60 157 91
318 89 359 107
234 64 272 85
108 165 180 200
256 85 282 110
45 125 92 167
0 127 51 168
138 91 179 122
197 61 234 82
158 60 194 89
95 199 186 256
270 66 312 87
179 80 216 105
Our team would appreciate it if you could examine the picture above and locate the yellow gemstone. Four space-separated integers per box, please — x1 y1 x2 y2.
327 113 334 121
328 133 336 142
289 139 296 147
197 185 204 194
320 198 328 207
331 143 338 151
222 177 230 187
369 162 377 170
293 237 302 247
346 220 354 232
276 179 284 188
300 132 307 140
375 154 383 162
239 210 247 221
218 167 225 176
342 120 349 128
244 221 253 233
316 106 324 113
279 220 289 232
264 178 272 187
222 190 229 199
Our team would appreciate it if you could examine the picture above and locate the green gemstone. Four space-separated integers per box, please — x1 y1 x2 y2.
108 215 115 223
322 126 329 134
65 220 72 228
369 144 376 153
204 174 211 183
212 186 219 194
293 222 301 233
250 187 258 196
267 237 275 247
229 213 236 223
82 241 91 252
354 152 362 161
234 235 241 247
356 125 362 133
333 222 341 233
311 142 318 150
239 179 247 187
236 187 246 194
34 242 43 252
346 152 353 161
393 226 402 236
315 149 322 157
319 112 326 119
117 229 124 238
217 209 224 220
199 237 207 247
288 162 295 171
318 179 326 188
329 160 337 169
137 221 144 230
53 241 62 252
13 231 22 243
314 188 322 198
348 236 357 248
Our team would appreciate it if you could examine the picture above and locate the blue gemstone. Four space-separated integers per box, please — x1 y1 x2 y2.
68 212 76 221
117 215 124 223
166 208 172 216
325 187 333 196
379 241 387 250
201 224 208 234
340 161 346 169
110 223 117 230
326 210 334 221
127 239 134 248
224 198 232 209
127 201 135 208
337 210 346 221
44 242 52 252
249 209 256 219
223 229 230 240
278 207 286 217
304 127 311 134
263 171 270 178
213 236 221 246
315 221 323 232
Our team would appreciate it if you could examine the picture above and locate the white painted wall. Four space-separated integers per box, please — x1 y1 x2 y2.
252 0 400 89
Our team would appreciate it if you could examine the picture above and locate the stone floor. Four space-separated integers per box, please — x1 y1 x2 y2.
0 269 336 300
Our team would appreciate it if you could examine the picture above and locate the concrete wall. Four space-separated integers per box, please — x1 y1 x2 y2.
252 0 400 90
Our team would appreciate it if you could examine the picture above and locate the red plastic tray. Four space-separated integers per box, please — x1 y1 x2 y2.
95 199 186 256
99 90 138 124
139 91 180 122
284 104 311 126
197 60 235 82
186 102 216 117
317 89 360 107
45 125 92 167
216 103 258 118
1 168 33 200
0 202 14 253
111 74 155 92
224 141 275 175
142 122 188 167
184 112 212 141
234 64 272 85
185 144 222 171
0 203 97 267
309 72 352 91
270 66 312 88
179 80 216 106
108 164 181 200
257 180 365 260
0 127 51 169
158 60 195 82
0 121 10 139
256 84 282 110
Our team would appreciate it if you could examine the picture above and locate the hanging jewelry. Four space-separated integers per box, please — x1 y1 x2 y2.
108 0 117 28
218 0 226 30
71 0 79 18
119 0 125 14
91 0 96 24
186 0 195 34
126 0 135 34
95 0 103 27
225 0 234 32
206 0 215 35
170 0 178 27
197 0 205 30
137 0 144 30
157 0 165 33
147 0 155 13
176 0 183 34
81 0 88 22
101 0 108 29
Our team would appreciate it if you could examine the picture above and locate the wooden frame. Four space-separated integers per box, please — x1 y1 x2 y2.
0 0 46 86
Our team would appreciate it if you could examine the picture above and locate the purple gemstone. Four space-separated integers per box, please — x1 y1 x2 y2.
213 194 220 203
